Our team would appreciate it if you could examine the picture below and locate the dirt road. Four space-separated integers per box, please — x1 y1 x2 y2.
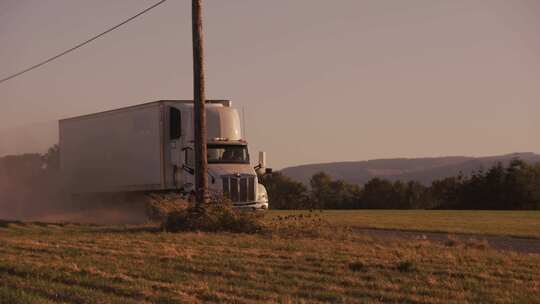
360 227 540 254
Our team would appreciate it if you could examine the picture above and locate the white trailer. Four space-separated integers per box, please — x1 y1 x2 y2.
59 100 269 209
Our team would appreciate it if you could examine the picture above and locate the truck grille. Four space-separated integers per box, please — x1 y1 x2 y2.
222 175 256 202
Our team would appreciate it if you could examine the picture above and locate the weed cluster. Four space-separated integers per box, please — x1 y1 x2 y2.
266 212 344 238
162 200 265 233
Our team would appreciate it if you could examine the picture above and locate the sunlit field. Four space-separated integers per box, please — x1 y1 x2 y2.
270 210 540 238
1 211 539 303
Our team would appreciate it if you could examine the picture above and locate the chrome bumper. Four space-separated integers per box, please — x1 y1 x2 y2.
233 201 268 210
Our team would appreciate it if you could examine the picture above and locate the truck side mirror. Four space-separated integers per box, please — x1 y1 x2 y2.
258 151 266 169
255 151 267 175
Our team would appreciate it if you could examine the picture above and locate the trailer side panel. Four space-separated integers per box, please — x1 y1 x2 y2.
60 103 163 193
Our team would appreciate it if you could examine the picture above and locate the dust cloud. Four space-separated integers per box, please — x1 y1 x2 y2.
0 189 150 225
28 197 149 225
0 153 150 225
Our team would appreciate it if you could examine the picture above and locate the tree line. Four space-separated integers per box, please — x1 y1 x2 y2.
260 159 540 210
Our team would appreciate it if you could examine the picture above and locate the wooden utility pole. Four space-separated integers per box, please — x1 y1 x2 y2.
192 0 209 206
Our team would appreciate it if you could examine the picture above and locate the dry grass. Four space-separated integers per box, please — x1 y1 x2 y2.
0 220 539 303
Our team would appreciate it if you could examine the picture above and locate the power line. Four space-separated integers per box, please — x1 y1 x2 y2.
0 0 167 85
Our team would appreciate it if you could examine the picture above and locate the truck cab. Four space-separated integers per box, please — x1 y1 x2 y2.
167 101 269 209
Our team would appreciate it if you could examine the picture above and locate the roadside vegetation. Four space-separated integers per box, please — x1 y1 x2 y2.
1 220 539 304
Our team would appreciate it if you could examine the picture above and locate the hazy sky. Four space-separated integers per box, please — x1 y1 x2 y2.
0 0 539 169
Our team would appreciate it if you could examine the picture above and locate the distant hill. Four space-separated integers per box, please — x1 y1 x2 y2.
281 153 540 186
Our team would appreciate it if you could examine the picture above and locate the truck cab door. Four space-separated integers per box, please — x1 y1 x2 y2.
181 147 195 193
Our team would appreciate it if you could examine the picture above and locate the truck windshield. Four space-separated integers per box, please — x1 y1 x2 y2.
207 144 250 164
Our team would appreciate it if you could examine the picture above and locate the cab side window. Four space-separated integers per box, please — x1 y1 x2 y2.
170 108 181 140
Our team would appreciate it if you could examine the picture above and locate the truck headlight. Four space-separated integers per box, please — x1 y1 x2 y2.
257 184 268 203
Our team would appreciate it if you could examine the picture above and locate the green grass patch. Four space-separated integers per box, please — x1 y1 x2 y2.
269 210 540 238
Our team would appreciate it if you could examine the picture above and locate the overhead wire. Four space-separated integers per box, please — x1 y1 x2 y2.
0 0 168 85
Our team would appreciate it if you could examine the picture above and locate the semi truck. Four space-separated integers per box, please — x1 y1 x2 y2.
59 100 270 209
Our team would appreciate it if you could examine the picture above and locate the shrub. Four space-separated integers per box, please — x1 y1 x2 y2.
162 199 266 233
397 260 416 273
348 261 366 272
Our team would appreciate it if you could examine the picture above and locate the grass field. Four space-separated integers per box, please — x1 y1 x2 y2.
1 211 539 303
271 210 540 238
